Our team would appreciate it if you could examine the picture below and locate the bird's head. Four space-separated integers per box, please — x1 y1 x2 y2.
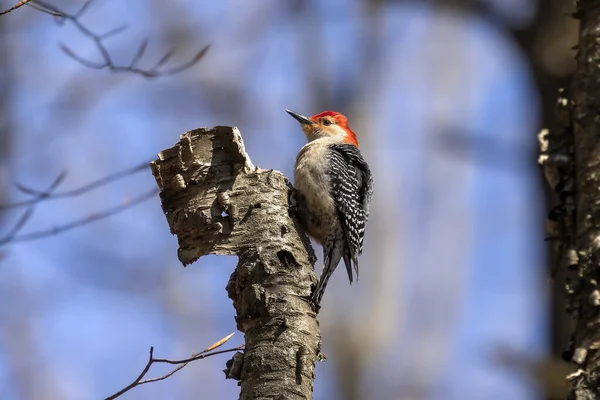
286 109 358 147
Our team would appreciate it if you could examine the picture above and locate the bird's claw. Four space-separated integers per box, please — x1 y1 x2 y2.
309 294 321 313
287 184 300 217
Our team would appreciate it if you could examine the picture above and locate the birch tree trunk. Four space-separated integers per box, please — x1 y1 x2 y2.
150 126 320 399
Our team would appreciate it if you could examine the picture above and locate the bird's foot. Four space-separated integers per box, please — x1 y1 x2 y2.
287 181 300 217
309 293 321 314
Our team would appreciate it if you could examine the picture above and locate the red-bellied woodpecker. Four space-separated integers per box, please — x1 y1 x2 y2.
286 109 374 310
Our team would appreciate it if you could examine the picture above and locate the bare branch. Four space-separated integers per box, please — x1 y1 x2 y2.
3 207 36 243
74 0 92 19
29 0 209 77
157 46 211 77
0 0 33 16
0 188 158 246
151 48 176 71
1 160 151 210
136 359 186 385
129 39 148 69
104 333 241 400
0 172 67 244
59 43 107 70
99 25 128 40
25 0 61 16
0 160 152 248
104 347 155 400
152 346 245 366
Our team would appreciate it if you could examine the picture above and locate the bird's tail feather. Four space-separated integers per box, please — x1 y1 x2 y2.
312 240 344 307
352 252 359 282
343 253 353 283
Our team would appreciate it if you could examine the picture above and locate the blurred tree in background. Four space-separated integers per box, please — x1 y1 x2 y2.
0 0 580 399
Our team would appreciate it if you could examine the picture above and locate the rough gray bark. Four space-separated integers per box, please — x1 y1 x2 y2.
150 126 320 399
540 2 600 398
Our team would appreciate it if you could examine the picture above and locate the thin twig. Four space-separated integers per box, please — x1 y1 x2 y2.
105 348 156 400
137 359 187 385
25 0 61 16
0 0 33 16
0 172 67 244
30 0 210 77
104 333 241 400
1 160 151 210
0 188 158 246
154 346 244 365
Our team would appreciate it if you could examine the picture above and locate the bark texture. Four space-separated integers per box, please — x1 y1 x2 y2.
541 2 600 398
569 2 600 397
150 126 320 399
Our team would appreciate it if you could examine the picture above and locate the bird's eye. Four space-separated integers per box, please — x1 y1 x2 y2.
322 119 332 126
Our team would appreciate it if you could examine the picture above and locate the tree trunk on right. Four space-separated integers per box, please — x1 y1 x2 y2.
545 1 600 398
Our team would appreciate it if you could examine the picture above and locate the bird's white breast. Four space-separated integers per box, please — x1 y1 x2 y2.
294 140 338 240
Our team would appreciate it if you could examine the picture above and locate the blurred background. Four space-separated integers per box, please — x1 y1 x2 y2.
0 0 579 399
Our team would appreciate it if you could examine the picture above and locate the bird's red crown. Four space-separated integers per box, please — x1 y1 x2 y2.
310 111 358 147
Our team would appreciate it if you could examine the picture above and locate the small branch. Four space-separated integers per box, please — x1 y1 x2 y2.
0 159 151 210
104 333 241 400
25 0 61 16
0 0 33 16
0 188 158 246
0 172 67 244
153 347 244 366
30 0 209 77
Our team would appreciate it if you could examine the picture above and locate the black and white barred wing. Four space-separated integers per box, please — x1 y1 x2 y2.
327 144 374 265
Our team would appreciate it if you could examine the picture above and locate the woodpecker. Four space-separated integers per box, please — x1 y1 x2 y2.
286 109 374 310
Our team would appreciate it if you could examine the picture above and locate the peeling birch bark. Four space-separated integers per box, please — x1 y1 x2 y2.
150 126 320 399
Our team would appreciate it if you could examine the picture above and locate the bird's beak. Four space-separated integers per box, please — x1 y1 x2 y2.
286 109 313 126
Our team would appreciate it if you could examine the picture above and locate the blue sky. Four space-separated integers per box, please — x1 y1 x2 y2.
0 1 546 399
